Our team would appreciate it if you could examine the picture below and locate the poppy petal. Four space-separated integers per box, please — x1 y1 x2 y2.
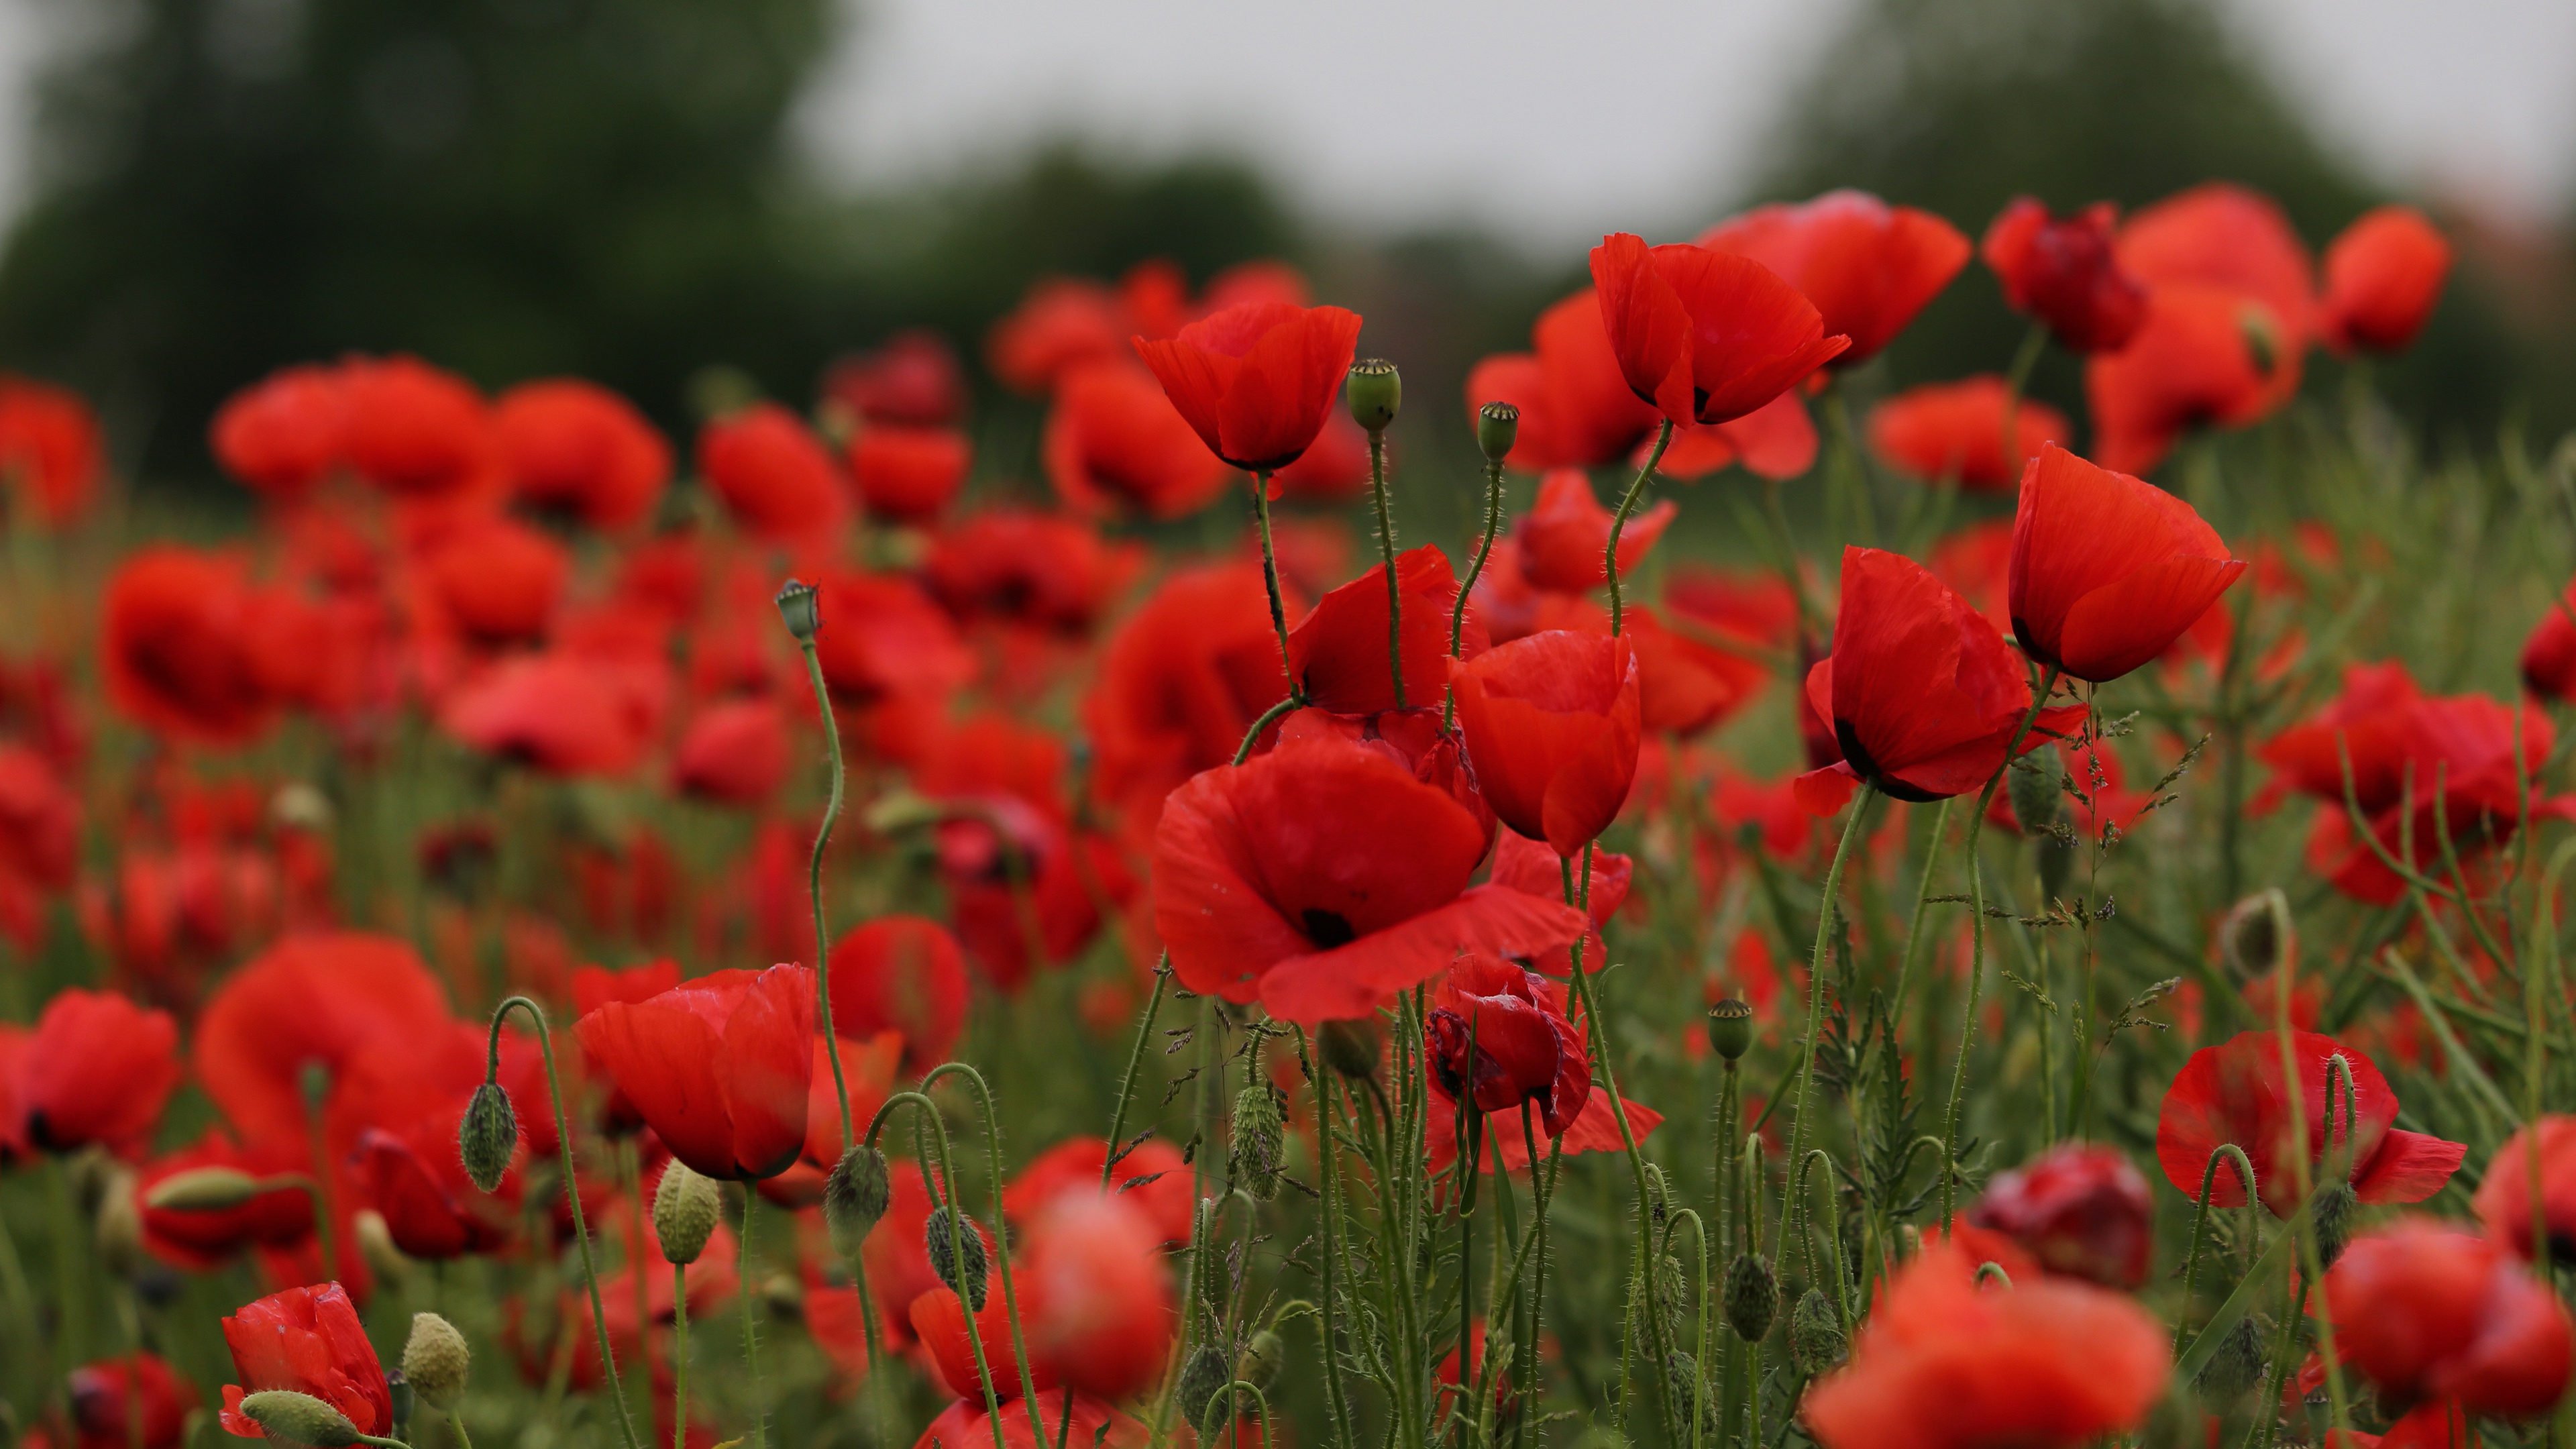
1256 885 1587 1023
2355 1128 2469 1205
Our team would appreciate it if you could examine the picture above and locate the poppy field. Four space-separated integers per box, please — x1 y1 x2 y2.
0 181 2568 1449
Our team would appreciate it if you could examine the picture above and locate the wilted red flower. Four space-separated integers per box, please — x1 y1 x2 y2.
673 697 792 806
103 547 278 745
135 1131 314 1270
1132 301 1364 471
2156 1029 2464 1216
417 515 570 647
16 987 181 1152
1966 1143 2154 1290
829 914 969 1073
1449 631 1642 857
1153 736 1586 1022
574 963 816 1180
1514 469 1678 594
2085 283 2301 476
698 402 848 544
0 374 104 526
1425 952 1591 1137
2322 206 2453 356
1698 191 1972 368
354 1089 523 1258
2007 443 2246 683
68 1354 197 1449
824 329 967 427
441 651 667 778
924 508 1141 637
212 364 348 504
2478 1117 2576 1265
2328 1221 2573 1418
847 425 971 524
1043 362 1231 520
496 378 671 532
1866 377 2070 491
1794 547 2083 816
1018 1193 1177 1401
1283 544 1484 715
219 1283 394 1440
1589 232 1849 429
1002 1136 1195 1246
1979 199 2148 354
1803 1242 2169 1449
339 356 498 501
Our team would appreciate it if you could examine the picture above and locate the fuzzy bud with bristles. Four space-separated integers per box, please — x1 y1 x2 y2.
1236 1330 1284 1393
2196 1313 2269 1403
1231 1084 1285 1201
1347 360 1401 433
926 1205 990 1311
823 1143 892 1259
2312 1181 2359 1271
236 1391 362 1447
458 1081 517 1194
654 1160 722 1265
1475 402 1519 462
1177 1345 1232 1430
402 1313 470 1411
1707 999 1753 1061
1722 1252 1778 1344
1788 1288 1846 1376
775 579 822 641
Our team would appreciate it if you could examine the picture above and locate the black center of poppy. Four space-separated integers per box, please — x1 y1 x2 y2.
1301 908 1358 949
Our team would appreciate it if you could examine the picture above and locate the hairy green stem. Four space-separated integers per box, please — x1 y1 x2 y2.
1606 420 1675 637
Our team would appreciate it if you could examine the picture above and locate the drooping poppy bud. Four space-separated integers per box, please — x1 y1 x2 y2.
1589 233 1849 428
2006 443 2247 684
1979 199 2148 354
1788 1288 1846 1377
399 1313 468 1412
654 1159 722 1265
456 1081 517 1193
1230 1082 1285 1201
826 1142 894 1258
2321 205 2452 356
1723 1252 1778 1342
926 1205 991 1311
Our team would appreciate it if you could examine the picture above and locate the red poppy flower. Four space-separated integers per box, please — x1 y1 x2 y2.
218 1283 394 1440
1979 199 2148 354
212 364 349 504
569 959 678 1134
1424 951 1592 1136
1651 389 1819 482
698 402 848 543
672 697 792 806
1017 1192 1177 1401
441 650 668 778
2322 206 2453 356
1042 362 1231 521
1266 706 1496 851
2084 282 2302 476
1866 376 2070 491
195 933 453 1144
808 569 975 715
829 914 969 1073
17 987 181 1153
102 547 278 745
496 378 670 531
2118 182 2316 344
1621 604 1773 738
1464 292 1652 470
767 1031 904 1208
912 1391 1144 1449
1966 1142 2154 1290
1283 544 1485 715
1697 191 1972 368
1489 830 1628 977
1084 561 1296 830
2524 589 2576 703
1272 409 1372 504
417 515 570 647
1512 468 1677 594
847 425 971 525
1002 1136 1195 1246
574 964 814 1181
1794 547 2084 816
0 375 103 526
2155 1029 2464 1217
136 1131 315 1270
1132 301 1364 471
914 713 1126 990
353 1089 523 1259
2477 1116 2576 1265
1589 232 1850 427
339 356 499 501
2006 443 2246 683
824 329 967 427
69 1354 197 1449
1803 1242 2169 1449
0 747 73 896
924 508 1141 637
2327 1220 2573 1418
1449 631 1643 856
912 1281 1053 1401
1153 736 1587 1022
989 268 1165 396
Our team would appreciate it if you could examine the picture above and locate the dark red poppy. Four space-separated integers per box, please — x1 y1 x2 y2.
924 508 1141 638
2007 443 2246 683
417 515 570 647
1042 362 1231 521
1283 544 1485 715
912 1390 1143 1449
339 356 499 501
1966 1142 2153 1290
1084 561 1296 831
1002 1135 1195 1246
1795 547 2084 816
441 650 668 778
218 1283 394 1441
2085 282 2300 476
2477 1116 2576 1265
824 329 967 426
212 364 348 505
1513 469 1677 594
698 402 849 543
1866 377 2070 491
672 697 792 806
68 1354 197 1449
496 378 670 531
1272 408 1372 504
1979 199 2149 354
1803 1242 2169 1449
1153 736 1586 1022
2156 1029 2464 1217
1132 301 1364 471
354 1089 523 1259
829 914 970 1073
2322 206 2453 356
1018 1192 1176 1401
1449 631 1642 857
574 964 814 1180
102 547 278 745
847 425 971 524
1697 191 1972 368
2327 1220 2572 1418
17 987 180 1152
1425 951 1592 1136
136 1131 315 1270
1590 232 1850 427
0 375 103 526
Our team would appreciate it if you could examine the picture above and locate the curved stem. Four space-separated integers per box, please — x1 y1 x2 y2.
1606 420 1675 638
918 1064 1051 1413
794 639 855 1152
2175 1144 2258 1349
1293 1030 1357 1449
1447 455 1508 728
869 1091 1015 1449
1251 472 1293 684
1366 426 1405 710
1102 956 1173 1189
1781 784 1876 1257
1234 697 1300 767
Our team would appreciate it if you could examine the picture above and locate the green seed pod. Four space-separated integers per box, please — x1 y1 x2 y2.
774 579 822 641
1347 359 1401 433
2196 1313 2270 1403
2216 890 2292 983
236 1391 362 1448
2312 1181 2359 1271
1177 1344 1232 1430
1722 1252 1778 1344
458 1081 518 1194
1661 1350 1703 1426
1475 402 1520 463
402 1312 470 1411
1642 1163 1672 1228
653 1161 722 1266
1788 1288 1847 1377
1706 998 1754 1062
1231 1084 1285 1202
1235 1329 1285 1393
2006 756 2063 839
824 1143 892 1259
925 1205 990 1311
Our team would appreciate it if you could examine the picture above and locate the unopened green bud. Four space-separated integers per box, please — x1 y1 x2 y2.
402 1312 470 1411
2008 757 2061 838
1177 1344 1232 1430
1475 402 1520 462
1722 1252 1778 1344
2312 1181 2359 1271
775 579 822 641
96 1165 142 1276
1235 1330 1285 1393
653 1161 722 1266
925 1205 989 1311
2196 1313 2269 1403
144 1166 265 1213
2217 890 2292 983
237 1391 362 1447
458 1081 517 1194
1662 1351 1703 1428
1231 1085 1285 1202
824 1144 892 1258
1318 1018 1381 1081
1707 999 1754 1062
1347 359 1401 433
1788 1288 1846 1376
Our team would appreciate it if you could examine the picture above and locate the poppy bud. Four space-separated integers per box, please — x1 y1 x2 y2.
926 1205 991 1311
402 1313 470 1411
2312 1181 2358 1271
236 1391 364 1448
1347 359 1401 433
2007 757 2061 837
1663 1350 1705 1426
458 1081 517 1194
1788 1287 1846 1376
1643 1163 1672 1227
1231 1083 1285 1202
96 1163 142 1275
1319 1018 1383 1082
144 1165 264 1212
775 578 822 641
1236 1329 1285 1392
823 1143 892 1259
1723 1252 1778 1343
2216 892 2290 983
1475 402 1519 463
654 1160 722 1266
2196 1313 2269 1403
1177 1344 1232 1430
1707 999 1754 1061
